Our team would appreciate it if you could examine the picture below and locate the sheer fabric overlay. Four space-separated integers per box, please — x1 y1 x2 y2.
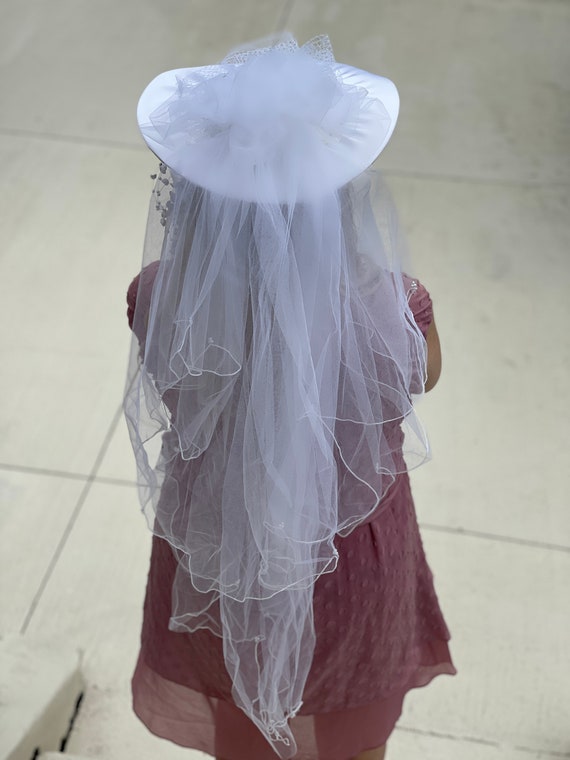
124 38 429 760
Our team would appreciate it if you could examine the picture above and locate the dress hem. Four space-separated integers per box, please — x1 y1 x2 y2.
132 639 456 760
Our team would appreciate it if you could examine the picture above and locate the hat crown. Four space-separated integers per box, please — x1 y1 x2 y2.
167 43 345 157
138 35 398 201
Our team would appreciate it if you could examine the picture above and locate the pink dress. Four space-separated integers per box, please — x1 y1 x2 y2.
126 267 456 760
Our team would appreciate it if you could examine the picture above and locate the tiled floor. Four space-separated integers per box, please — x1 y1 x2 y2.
1 1 568 759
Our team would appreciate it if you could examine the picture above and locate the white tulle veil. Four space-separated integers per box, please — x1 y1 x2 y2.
124 35 429 758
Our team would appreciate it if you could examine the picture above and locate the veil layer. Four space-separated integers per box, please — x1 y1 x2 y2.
124 37 429 758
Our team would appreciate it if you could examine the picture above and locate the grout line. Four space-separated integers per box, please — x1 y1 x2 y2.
2 126 566 190
2 459 567 553
514 745 570 758
0 462 91 482
0 126 143 153
19 404 126 634
396 724 499 747
0 462 136 488
419 521 570 554
381 167 569 190
396 725 570 757
91 475 136 488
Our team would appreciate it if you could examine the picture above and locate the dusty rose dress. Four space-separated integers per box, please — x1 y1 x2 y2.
127 268 456 760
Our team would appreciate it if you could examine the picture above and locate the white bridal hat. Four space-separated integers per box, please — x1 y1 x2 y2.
136 35 399 201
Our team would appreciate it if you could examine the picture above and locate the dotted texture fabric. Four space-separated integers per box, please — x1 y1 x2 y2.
127 271 456 760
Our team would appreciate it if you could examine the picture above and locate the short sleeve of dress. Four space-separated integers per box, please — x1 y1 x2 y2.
403 275 433 338
126 260 160 341
126 275 139 330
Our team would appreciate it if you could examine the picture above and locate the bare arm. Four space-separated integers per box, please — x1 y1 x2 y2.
424 317 442 392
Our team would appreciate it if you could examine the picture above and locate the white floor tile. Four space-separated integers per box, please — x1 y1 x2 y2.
0 349 120 474
66 685 208 760
288 0 569 183
0 135 152 473
25 481 150 687
406 529 569 756
388 177 570 548
389 727 561 760
0 0 287 146
1 632 84 760
97 413 137 484
0 134 149 357
23 479 201 758
0 469 84 634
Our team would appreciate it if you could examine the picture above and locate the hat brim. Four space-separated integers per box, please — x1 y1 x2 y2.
137 62 399 199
